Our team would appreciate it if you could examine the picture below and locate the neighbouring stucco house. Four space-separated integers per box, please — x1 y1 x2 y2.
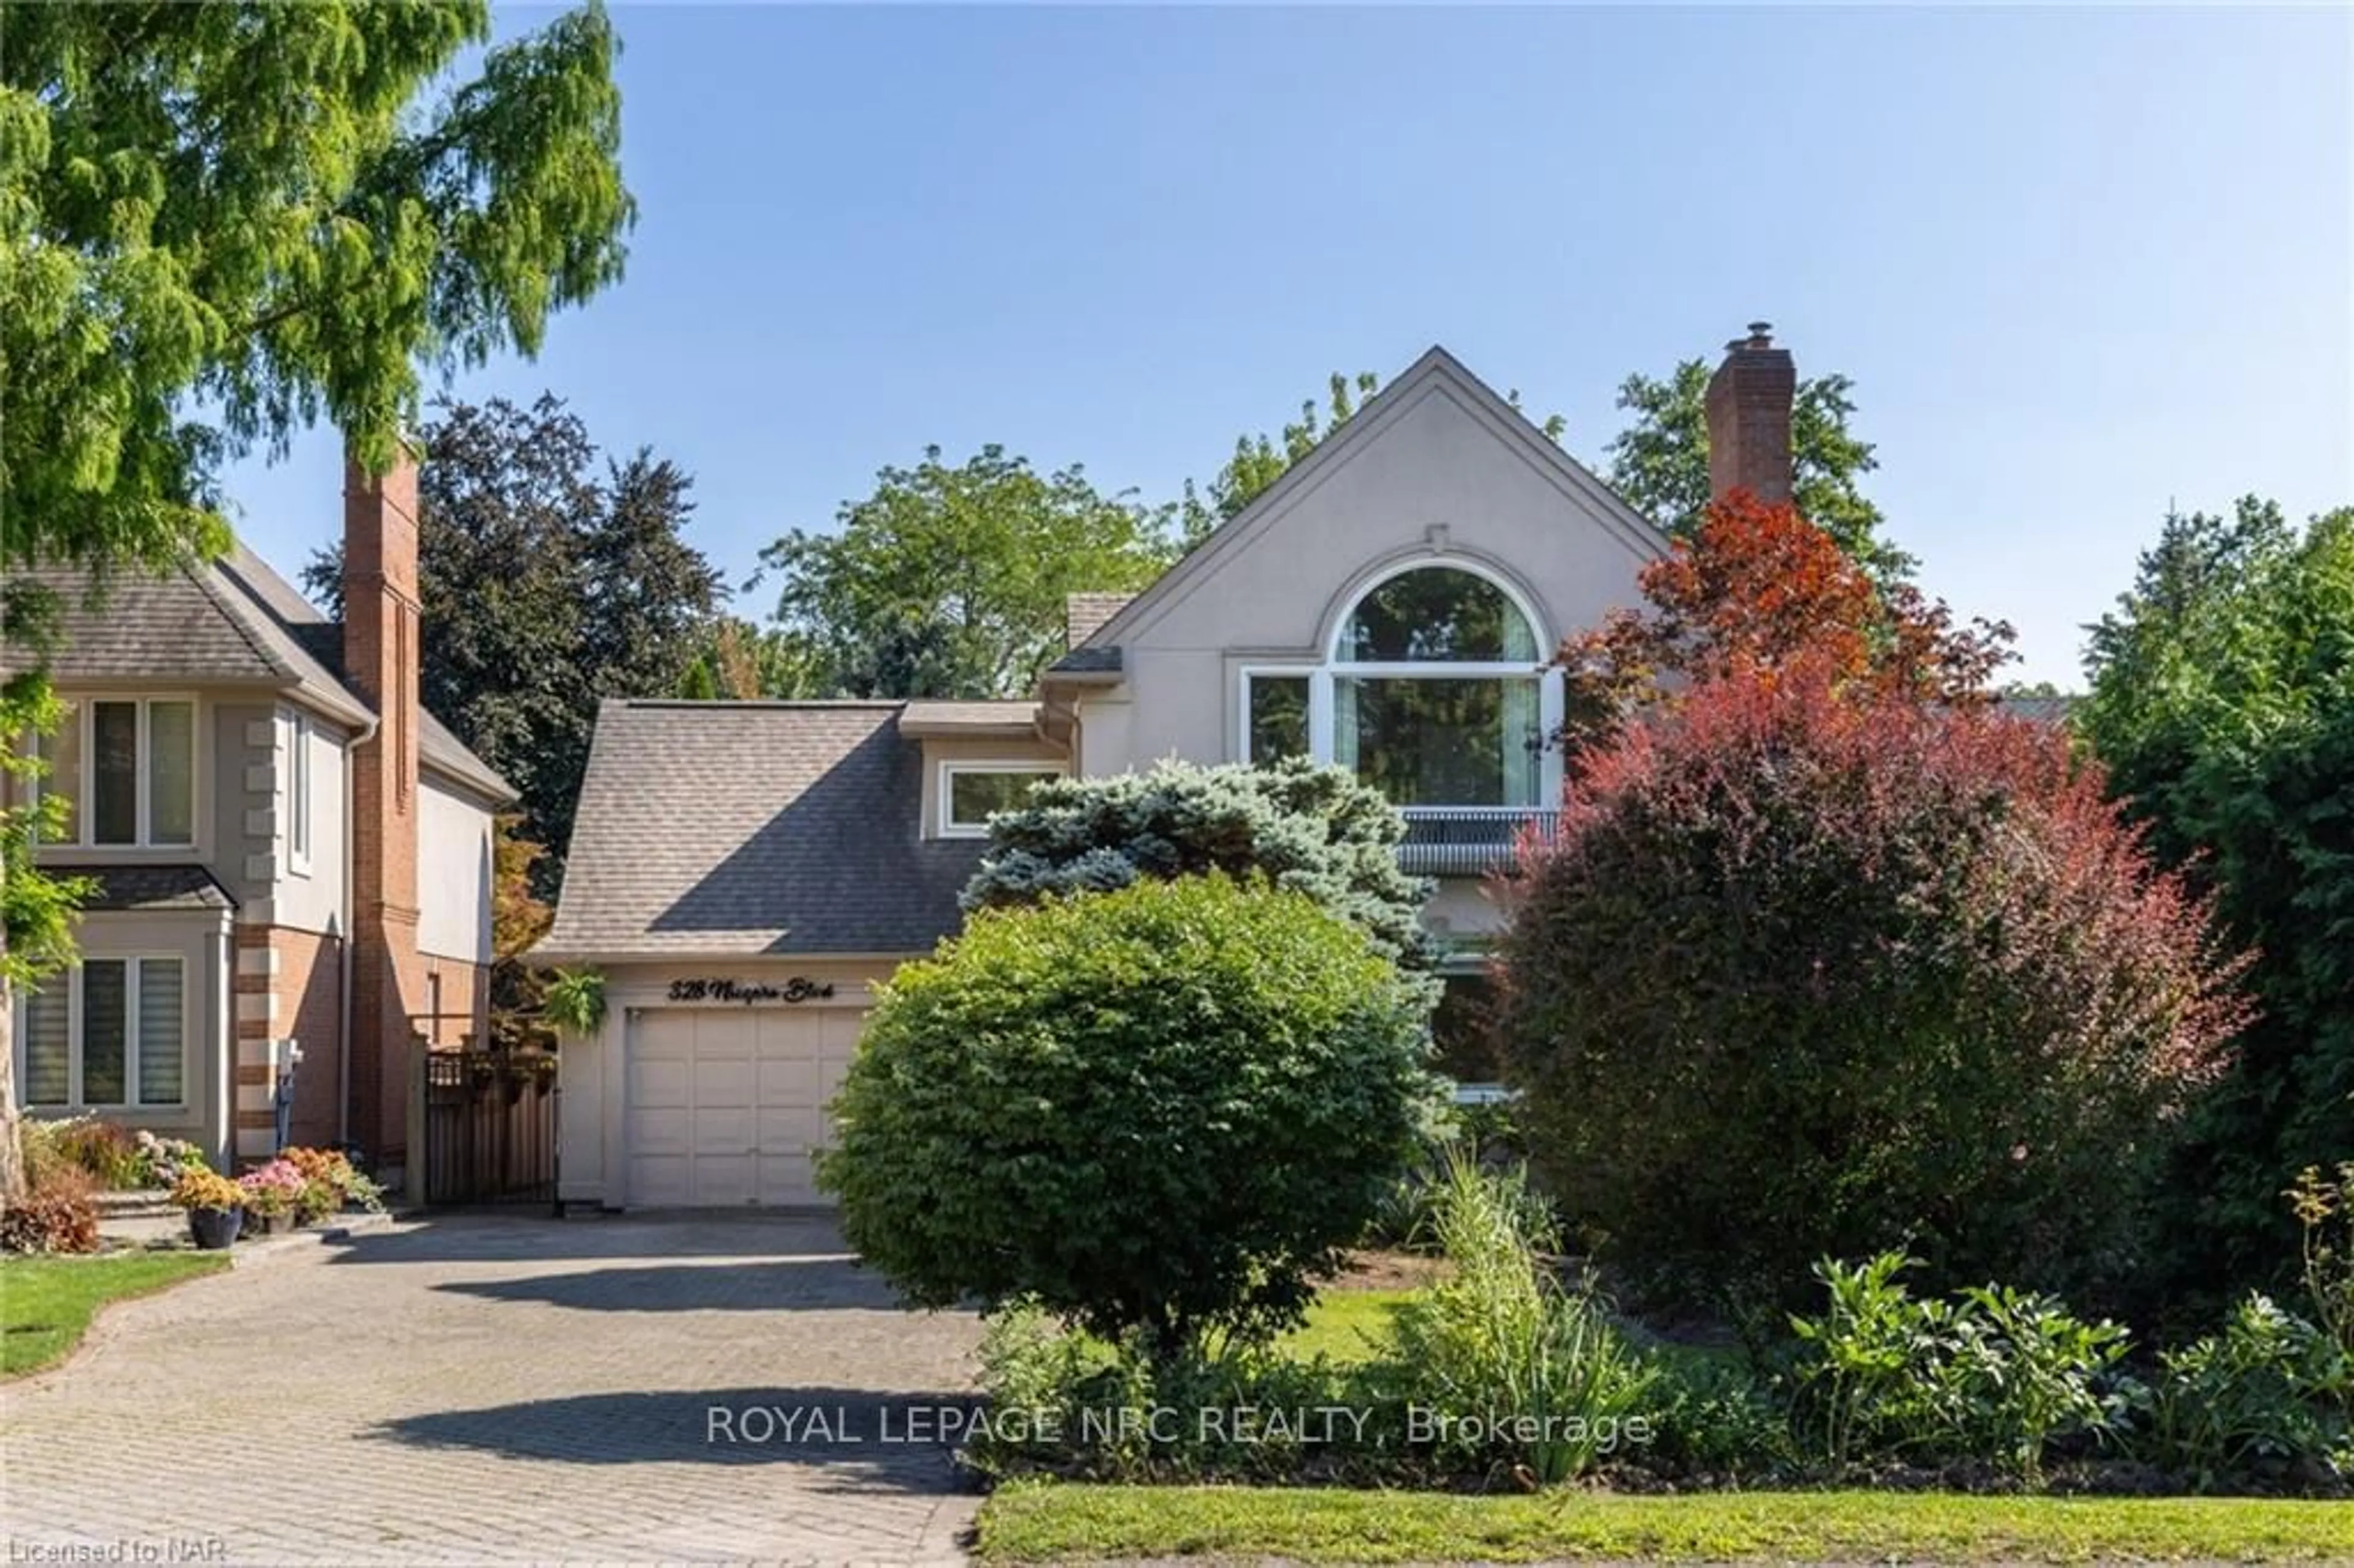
538 327 1804 1210
5 455 509 1182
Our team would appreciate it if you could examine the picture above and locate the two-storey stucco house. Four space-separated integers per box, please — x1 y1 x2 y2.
539 328 1802 1209
6 456 509 1181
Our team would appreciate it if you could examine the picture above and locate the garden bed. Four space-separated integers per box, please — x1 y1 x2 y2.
974 1483 2354 1563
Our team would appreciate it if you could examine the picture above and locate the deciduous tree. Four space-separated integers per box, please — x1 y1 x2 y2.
1606 356 1913 583
0 2 634 1198
1499 670 2251 1316
486 818 555 1052
1553 490 2013 753
304 396 721 887
760 446 1175 699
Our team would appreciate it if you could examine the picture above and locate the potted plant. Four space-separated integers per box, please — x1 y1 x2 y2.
238 1158 305 1234
542 966 606 1037
170 1168 247 1249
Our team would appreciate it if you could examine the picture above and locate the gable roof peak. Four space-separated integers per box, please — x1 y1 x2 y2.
1076 343 1669 653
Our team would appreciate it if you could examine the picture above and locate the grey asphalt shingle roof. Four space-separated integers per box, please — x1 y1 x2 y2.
1998 695 2080 726
1065 592 1134 648
897 699 1040 733
47 864 237 912
540 701 988 960
1045 645 1124 675
7 547 512 802
4 561 289 683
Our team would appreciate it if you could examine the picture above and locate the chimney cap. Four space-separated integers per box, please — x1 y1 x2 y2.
1726 321 1776 352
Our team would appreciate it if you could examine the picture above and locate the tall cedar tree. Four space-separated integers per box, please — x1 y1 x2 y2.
0 2 632 1198
1503 493 2249 1314
304 396 722 891
2082 500 2354 1317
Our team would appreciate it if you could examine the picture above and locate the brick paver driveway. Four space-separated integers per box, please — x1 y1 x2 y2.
2 1214 983 1566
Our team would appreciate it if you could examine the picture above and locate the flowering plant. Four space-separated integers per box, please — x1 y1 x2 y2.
281 1146 386 1214
135 1130 205 1189
237 1159 305 1217
170 1166 246 1212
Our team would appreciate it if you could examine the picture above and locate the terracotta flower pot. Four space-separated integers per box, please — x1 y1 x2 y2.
188 1206 243 1250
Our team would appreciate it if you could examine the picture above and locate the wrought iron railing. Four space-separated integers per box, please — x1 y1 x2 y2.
1396 806 1559 877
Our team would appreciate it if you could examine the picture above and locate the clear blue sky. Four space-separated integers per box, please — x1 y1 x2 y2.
221 4 2353 690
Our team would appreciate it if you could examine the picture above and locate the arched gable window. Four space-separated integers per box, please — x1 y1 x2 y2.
1339 568 1538 663
1240 561 1558 812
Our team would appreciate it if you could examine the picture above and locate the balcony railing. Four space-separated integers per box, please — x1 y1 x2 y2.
1396 806 1559 877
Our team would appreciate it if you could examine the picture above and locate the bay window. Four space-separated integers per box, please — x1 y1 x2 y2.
35 697 198 848
13 956 186 1109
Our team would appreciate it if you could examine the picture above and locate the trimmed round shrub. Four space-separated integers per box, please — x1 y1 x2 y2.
1498 670 2252 1315
821 873 1433 1355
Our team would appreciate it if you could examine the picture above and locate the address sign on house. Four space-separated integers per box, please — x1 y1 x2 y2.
666 976 838 1005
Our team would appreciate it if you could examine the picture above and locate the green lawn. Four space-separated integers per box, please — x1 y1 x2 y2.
976 1483 2354 1563
1278 1286 1740 1381
1 1252 229 1378
1276 1287 1415 1364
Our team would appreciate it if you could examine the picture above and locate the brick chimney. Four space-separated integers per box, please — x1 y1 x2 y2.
1704 322 1796 504
343 440 424 1179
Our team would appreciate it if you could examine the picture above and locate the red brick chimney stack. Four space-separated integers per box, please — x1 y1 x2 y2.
1704 321 1797 505
343 440 424 1177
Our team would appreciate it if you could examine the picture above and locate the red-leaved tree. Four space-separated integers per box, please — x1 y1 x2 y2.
1499 493 2252 1314
1554 490 2016 750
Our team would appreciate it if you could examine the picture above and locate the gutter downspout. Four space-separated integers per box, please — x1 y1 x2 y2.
337 710 378 1149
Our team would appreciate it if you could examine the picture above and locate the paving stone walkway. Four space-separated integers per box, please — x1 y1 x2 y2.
2 1212 983 1566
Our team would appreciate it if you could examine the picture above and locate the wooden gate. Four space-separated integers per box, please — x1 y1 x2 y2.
422 1048 558 1207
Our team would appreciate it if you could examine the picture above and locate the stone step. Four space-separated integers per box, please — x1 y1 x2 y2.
93 1189 176 1219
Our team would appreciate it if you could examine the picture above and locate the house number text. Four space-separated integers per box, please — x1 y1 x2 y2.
667 976 838 1005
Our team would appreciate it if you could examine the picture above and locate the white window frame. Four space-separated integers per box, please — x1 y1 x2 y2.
33 693 201 850
1233 559 1567 807
286 708 313 875
1237 666 1318 764
937 761 1065 839
11 954 191 1111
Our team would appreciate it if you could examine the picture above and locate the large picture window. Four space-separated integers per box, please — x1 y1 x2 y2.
35 697 198 848
14 956 186 1109
1238 563 1558 810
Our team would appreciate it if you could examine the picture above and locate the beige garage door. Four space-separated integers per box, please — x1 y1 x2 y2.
625 1008 863 1207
